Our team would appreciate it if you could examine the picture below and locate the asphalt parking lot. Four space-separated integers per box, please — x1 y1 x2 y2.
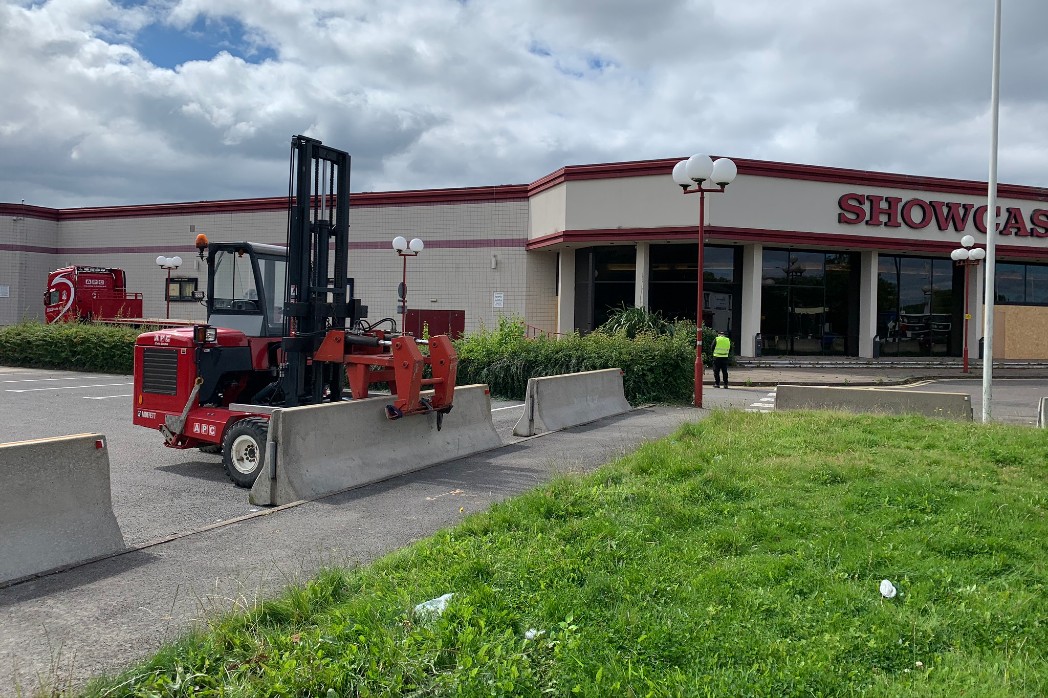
0 366 535 546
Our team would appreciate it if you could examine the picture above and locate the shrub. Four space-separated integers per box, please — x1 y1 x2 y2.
0 320 143 373
455 316 694 404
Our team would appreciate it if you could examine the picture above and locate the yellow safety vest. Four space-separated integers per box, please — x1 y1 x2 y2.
713 335 731 358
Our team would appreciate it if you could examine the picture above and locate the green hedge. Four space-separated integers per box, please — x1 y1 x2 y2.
0 318 710 404
0 321 142 373
454 317 697 404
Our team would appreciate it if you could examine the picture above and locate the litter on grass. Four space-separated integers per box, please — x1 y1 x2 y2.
880 579 898 599
414 593 454 619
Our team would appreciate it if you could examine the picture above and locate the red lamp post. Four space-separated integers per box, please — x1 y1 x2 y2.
392 236 424 334
950 235 986 374
672 155 738 408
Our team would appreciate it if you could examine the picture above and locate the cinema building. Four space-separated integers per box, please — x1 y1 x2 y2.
3 156 1048 359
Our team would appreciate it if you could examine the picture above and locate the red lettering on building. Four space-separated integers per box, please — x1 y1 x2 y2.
1002 207 1030 236
838 194 1040 238
864 195 903 228
929 201 973 231
837 193 866 224
901 198 933 229
1031 209 1048 238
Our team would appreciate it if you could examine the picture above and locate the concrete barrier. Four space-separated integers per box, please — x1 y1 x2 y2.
512 368 632 437
0 433 126 584
1038 397 1048 427
775 385 973 421
250 384 503 506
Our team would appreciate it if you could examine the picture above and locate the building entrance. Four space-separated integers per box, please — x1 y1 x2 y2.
877 256 957 356
760 251 859 356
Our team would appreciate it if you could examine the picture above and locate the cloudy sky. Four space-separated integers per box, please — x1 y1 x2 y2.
1 0 1046 208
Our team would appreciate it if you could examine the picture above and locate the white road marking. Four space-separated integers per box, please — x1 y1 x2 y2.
491 404 525 412
1 375 104 383
6 382 133 393
746 389 777 413
83 394 133 400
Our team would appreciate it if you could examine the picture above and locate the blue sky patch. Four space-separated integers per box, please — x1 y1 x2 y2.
132 15 277 68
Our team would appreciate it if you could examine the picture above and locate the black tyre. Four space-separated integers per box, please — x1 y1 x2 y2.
221 418 269 488
197 444 222 454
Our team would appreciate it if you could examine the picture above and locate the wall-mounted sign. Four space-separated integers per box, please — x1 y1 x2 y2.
0 285 8 298
838 193 1048 237
493 292 504 308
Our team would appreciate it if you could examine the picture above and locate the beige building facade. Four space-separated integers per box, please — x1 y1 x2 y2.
3 156 1048 359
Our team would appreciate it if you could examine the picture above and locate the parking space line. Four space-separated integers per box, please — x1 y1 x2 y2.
491 404 525 412
1 376 104 384
83 394 133 400
6 382 132 393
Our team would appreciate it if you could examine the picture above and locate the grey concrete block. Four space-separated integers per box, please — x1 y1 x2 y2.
775 385 973 421
513 368 632 437
251 384 502 506
0 433 126 584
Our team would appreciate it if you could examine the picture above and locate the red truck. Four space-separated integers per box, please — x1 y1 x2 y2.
44 266 144 323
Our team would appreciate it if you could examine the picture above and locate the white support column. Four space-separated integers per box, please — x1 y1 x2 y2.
634 242 650 309
972 264 986 361
739 243 762 357
556 248 576 335
859 250 879 358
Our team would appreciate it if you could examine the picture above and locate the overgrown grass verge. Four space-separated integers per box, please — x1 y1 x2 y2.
0 320 144 373
78 411 1048 697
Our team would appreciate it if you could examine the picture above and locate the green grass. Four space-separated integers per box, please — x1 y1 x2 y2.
77 411 1048 696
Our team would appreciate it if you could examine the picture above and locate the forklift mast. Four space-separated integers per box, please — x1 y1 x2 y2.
281 135 362 407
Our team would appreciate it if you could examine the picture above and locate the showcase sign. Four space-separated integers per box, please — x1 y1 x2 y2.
838 193 1048 237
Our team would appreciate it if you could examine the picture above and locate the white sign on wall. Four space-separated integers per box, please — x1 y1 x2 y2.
0 285 9 298
492 292 504 308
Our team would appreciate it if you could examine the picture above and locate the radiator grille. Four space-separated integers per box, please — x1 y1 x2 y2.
142 347 179 395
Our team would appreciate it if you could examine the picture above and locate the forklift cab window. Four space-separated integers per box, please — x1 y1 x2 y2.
257 254 287 332
212 250 260 311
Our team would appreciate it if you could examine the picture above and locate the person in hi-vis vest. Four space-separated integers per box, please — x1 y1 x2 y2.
713 330 731 389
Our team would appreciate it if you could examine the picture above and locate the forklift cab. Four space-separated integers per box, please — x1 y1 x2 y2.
207 242 287 338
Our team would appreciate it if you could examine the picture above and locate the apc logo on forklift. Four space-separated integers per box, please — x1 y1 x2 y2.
154 334 172 346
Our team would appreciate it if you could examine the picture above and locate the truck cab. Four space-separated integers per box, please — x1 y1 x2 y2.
45 266 143 323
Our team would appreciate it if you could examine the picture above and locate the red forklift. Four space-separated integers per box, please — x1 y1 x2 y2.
132 135 457 486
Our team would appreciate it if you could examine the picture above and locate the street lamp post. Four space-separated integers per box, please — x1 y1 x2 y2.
950 235 986 374
155 255 183 319
392 236 424 334
672 154 737 408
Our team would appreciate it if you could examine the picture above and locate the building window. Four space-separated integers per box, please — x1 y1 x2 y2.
761 250 858 356
996 262 1048 305
166 277 199 302
877 256 955 357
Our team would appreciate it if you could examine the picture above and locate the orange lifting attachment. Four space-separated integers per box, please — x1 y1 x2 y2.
314 330 458 421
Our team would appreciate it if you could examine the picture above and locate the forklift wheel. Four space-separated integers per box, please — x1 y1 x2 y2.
221 418 269 488
198 444 222 454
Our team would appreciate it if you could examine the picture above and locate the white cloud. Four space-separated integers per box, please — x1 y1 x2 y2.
1 0 1046 207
